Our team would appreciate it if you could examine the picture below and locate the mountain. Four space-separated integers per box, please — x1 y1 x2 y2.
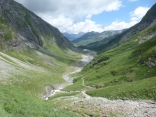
81 3 156 53
63 32 85 41
0 0 80 116
72 30 122 46
0 0 77 52
72 31 100 43
64 4 156 101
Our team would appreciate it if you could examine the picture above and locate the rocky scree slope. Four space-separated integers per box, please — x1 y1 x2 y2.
0 0 76 51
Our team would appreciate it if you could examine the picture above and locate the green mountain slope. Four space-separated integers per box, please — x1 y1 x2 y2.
66 21 156 101
72 30 121 47
0 0 81 116
0 0 77 52
82 3 156 53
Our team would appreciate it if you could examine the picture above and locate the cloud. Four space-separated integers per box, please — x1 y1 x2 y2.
14 0 149 34
103 6 149 31
130 7 149 22
103 20 137 30
41 14 104 34
15 0 122 21
15 0 122 33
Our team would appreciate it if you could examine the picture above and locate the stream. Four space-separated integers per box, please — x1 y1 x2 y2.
44 49 96 100
43 50 156 117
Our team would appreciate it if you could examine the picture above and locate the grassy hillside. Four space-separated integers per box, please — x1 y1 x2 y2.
0 45 81 116
65 23 156 101
0 85 80 117
0 49 81 116
0 2 82 116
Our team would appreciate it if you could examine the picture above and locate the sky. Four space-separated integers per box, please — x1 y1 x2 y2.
14 0 156 34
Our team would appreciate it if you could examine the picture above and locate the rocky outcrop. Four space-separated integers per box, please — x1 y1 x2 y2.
0 0 77 51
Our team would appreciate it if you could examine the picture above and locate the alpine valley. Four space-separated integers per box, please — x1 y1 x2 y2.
0 0 156 117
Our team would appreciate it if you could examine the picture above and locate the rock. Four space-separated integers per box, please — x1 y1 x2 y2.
153 50 156 54
149 57 152 61
151 62 156 66
110 71 118 76
126 77 133 82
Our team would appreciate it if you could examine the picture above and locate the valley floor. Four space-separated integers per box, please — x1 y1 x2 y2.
50 50 156 117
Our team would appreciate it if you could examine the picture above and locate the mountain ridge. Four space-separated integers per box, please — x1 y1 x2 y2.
72 30 122 47
0 0 77 52
64 7 156 102
63 32 85 41
80 3 156 53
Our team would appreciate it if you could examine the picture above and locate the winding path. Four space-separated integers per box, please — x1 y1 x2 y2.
44 49 96 100
44 49 156 117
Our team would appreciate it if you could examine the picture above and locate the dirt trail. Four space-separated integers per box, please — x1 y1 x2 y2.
63 49 96 84
50 50 156 117
44 49 96 100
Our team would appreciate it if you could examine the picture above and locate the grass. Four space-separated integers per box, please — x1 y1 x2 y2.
0 43 81 116
68 23 156 101
4 30 12 39
86 76 156 101
0 5 82 116
0 85 80 117
0 46 81 94
63 79 86 91
49 92 79 99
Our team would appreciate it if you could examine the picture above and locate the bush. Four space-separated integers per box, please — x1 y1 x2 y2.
4 31 12 39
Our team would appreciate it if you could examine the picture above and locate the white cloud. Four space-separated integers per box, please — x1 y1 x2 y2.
15 0 122 21
14 0 150 34
71 19 104 33
130 7 149 22
103 6 149 31
15 0 122 33
103 20 138 30
42 14 104 34
37 6 150 33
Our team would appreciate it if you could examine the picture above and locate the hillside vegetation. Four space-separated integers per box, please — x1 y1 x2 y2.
0 0 82 116
0 0 156 116
0 39 82 117
81 3 156 54
66 22 156 101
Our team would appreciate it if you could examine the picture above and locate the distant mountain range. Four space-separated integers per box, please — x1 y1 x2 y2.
72 30 122 46
80 3 156 53
63 32 85 41
70 3 156 103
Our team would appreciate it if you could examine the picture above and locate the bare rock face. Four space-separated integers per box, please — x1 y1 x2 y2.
0 0 76 51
